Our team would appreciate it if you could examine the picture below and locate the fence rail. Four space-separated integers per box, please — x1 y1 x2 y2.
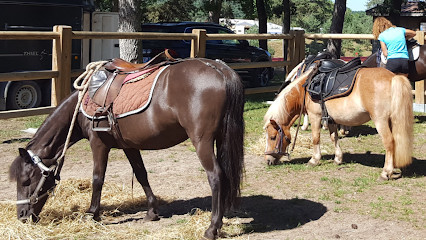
0 27 424 119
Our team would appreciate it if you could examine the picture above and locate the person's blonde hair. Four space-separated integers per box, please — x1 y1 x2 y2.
372 17 395 39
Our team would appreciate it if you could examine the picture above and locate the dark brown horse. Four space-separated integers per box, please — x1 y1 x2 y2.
8 58 245 240
363 44 426 81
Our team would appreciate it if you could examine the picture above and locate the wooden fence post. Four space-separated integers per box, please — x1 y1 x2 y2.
288 30 305 71
190 29 206 58
52 25 72 106
414 31 425 106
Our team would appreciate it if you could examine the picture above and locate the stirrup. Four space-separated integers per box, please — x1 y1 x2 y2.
92 107 112 132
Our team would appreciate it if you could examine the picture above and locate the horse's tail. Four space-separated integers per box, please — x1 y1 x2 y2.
390 75 413 168
218 68 245 210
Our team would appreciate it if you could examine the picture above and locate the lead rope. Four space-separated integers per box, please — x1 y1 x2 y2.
290 88 306 153
290 65 317 153
54 61 108 179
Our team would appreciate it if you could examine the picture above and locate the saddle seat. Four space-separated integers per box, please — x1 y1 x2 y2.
319 57 361 73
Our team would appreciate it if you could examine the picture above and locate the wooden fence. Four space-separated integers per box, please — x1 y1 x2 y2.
0 26 425 119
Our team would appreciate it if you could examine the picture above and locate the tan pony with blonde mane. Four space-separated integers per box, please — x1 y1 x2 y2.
264 66 414 180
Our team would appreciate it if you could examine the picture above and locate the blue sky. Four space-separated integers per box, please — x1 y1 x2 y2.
347 0 369 11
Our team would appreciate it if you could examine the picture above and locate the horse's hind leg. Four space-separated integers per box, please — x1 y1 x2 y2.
192 137 223 239
123 148 159 221
375 120 397 180
328 124 343 164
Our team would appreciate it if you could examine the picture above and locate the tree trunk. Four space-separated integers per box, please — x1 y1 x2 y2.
327 0 346 59
208 0 222 23
111 0 119 12
118 0 142 63
389 0 402 25
282 0 290 69
256 0 268 50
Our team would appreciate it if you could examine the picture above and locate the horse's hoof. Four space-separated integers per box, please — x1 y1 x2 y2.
390 170 402 180
202 232 216 240
307 160 320 167
144 211 160 221
378 173 389 181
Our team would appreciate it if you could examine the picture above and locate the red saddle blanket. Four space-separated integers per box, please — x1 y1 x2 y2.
81 65 168 119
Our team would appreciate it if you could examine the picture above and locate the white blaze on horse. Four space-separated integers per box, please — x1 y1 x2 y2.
264 64 413 181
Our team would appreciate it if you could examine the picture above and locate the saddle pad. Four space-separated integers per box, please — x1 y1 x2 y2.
81 65 169 119
307 68 361 102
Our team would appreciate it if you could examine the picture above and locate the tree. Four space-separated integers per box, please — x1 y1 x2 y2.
118 0 143 63
327 0 346 59
367 0 402 25
206 0 223 23
290 0 334 33
256 0 268 50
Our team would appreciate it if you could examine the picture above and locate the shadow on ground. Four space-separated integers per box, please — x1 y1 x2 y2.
281 152 426 178
102 195 327 233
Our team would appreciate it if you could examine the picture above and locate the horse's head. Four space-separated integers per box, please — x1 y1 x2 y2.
9 148 57 222
264 119 291 165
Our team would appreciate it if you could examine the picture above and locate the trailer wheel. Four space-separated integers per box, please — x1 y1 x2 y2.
6 81 42 110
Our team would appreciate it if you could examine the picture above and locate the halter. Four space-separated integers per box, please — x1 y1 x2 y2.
16 150 57 205
264 123 291 158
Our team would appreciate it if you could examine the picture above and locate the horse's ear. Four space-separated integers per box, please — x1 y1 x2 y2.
270 119 280 131
18 148 31 163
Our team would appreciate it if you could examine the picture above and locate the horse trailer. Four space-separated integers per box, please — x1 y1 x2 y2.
0 0 119 110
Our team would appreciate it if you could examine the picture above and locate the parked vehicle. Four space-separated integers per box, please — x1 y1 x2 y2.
0 0 95 110
141 22 274 87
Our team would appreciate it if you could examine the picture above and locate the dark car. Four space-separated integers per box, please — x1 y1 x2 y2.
141 22 274 87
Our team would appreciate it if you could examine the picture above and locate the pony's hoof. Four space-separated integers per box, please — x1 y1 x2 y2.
307 160 320 167
378 172 389 181
390 170 402 180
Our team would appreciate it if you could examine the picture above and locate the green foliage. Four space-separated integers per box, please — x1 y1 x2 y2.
142 0 198 22
290 0 334 33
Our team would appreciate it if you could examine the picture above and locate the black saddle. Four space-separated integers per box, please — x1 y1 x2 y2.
305 57 364 123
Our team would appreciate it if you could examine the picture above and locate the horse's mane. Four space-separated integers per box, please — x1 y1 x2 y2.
26 91 78 149
263 70 309 128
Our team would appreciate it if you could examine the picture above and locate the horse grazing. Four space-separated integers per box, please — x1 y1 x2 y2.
264 66 413 180
8 58 245 240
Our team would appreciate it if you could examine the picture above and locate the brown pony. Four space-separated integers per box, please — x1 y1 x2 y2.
8 58 244 240
264 66 413 180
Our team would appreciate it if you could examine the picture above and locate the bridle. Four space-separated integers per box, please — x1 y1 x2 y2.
264 123 291 158
16 150 58 205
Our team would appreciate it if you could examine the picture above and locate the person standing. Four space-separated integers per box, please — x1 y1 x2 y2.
372 17 416 75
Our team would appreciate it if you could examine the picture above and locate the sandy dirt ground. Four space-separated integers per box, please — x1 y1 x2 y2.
1 128 425 240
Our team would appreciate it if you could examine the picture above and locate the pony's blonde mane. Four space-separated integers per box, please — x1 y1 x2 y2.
263 69 310 128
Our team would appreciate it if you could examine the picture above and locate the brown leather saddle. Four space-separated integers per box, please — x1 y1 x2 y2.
88 49 176 132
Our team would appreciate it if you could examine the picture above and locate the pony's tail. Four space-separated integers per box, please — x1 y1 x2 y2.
390 75 414 168
218 69 245 210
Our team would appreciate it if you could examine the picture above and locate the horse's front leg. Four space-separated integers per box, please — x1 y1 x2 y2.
87 141 110 219
123 148 159 221
308 114 322 166
328 124 343 164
